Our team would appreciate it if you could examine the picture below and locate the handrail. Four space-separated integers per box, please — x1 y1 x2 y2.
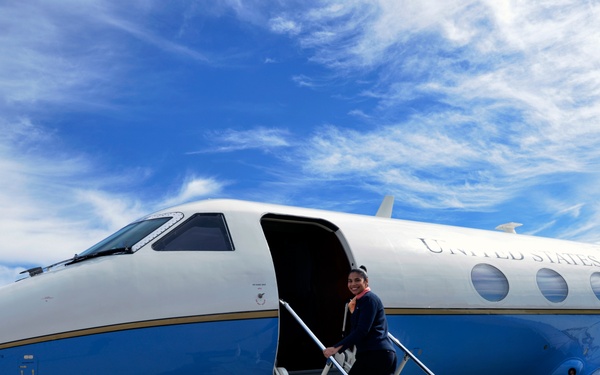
279 300 349 375
387 332 435 375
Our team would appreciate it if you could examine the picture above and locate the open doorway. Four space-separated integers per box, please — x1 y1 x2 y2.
261 214 353 372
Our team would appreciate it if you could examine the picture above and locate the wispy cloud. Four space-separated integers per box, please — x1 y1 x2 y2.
0 1 115 109
292 75 323 88
97 11 209 63
298 122 511 209
269 16 302 36
192 127 292 153
261 1 600 238
160 177 226 207
0 118 133 266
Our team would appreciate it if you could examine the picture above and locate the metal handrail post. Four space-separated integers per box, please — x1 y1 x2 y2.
387 333 435 375
320 360 333 375
279 300 349 375
394 352 410 375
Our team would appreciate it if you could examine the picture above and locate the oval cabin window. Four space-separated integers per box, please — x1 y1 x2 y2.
590 272 600 300
536 268 568 303
471 263 509 302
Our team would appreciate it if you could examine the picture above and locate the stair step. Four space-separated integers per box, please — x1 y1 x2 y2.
287 369 343 375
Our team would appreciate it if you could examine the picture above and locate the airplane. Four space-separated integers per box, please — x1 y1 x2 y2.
1 197 600 375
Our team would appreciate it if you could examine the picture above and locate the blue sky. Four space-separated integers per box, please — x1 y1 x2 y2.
2 0 600 285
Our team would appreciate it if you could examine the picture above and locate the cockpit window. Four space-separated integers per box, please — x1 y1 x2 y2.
152 213 234 251
76 212 184 258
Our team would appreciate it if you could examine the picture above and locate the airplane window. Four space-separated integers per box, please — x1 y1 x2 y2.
536 268 568 303
152 213 234 251
471 263 509 302
590 273 600 300
77 216 175 257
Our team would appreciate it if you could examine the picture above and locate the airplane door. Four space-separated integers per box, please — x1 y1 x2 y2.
261 214 353 372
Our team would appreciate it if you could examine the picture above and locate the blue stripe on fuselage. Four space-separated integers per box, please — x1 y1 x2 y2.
0 318 278 375
5 312 597 374
387 313 600 375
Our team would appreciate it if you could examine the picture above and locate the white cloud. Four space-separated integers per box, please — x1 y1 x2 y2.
160 177 225 207
292 75 317 88
260 1 600 227
269 16 302 35
97 11 209 63
196 127 291 153
0 0 218 115
0 1 123 110
299 123 513 209
276 0 600 137
0 118 137 266
73 190 147 230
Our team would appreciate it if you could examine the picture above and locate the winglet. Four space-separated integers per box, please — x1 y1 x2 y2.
495 222 523 234
376 196 394 218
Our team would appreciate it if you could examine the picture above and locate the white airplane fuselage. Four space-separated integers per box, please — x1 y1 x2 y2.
1 199 599 374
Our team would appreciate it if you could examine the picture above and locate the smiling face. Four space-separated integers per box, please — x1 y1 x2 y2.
348 271 368 296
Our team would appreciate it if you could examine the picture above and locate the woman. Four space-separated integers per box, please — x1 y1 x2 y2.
323 266 397 375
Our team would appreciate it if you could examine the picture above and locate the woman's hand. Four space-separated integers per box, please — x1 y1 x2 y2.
323 346 341 358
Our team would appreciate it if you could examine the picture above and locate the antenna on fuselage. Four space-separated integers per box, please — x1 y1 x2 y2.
495 222 523 234
376 195 394 218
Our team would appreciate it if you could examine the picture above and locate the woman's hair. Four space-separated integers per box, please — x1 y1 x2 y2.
349 265 368 280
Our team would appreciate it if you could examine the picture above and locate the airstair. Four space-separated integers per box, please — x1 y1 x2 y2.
275 300 435 375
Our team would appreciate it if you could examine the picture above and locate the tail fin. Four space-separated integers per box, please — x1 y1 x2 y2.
376 196 394 218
